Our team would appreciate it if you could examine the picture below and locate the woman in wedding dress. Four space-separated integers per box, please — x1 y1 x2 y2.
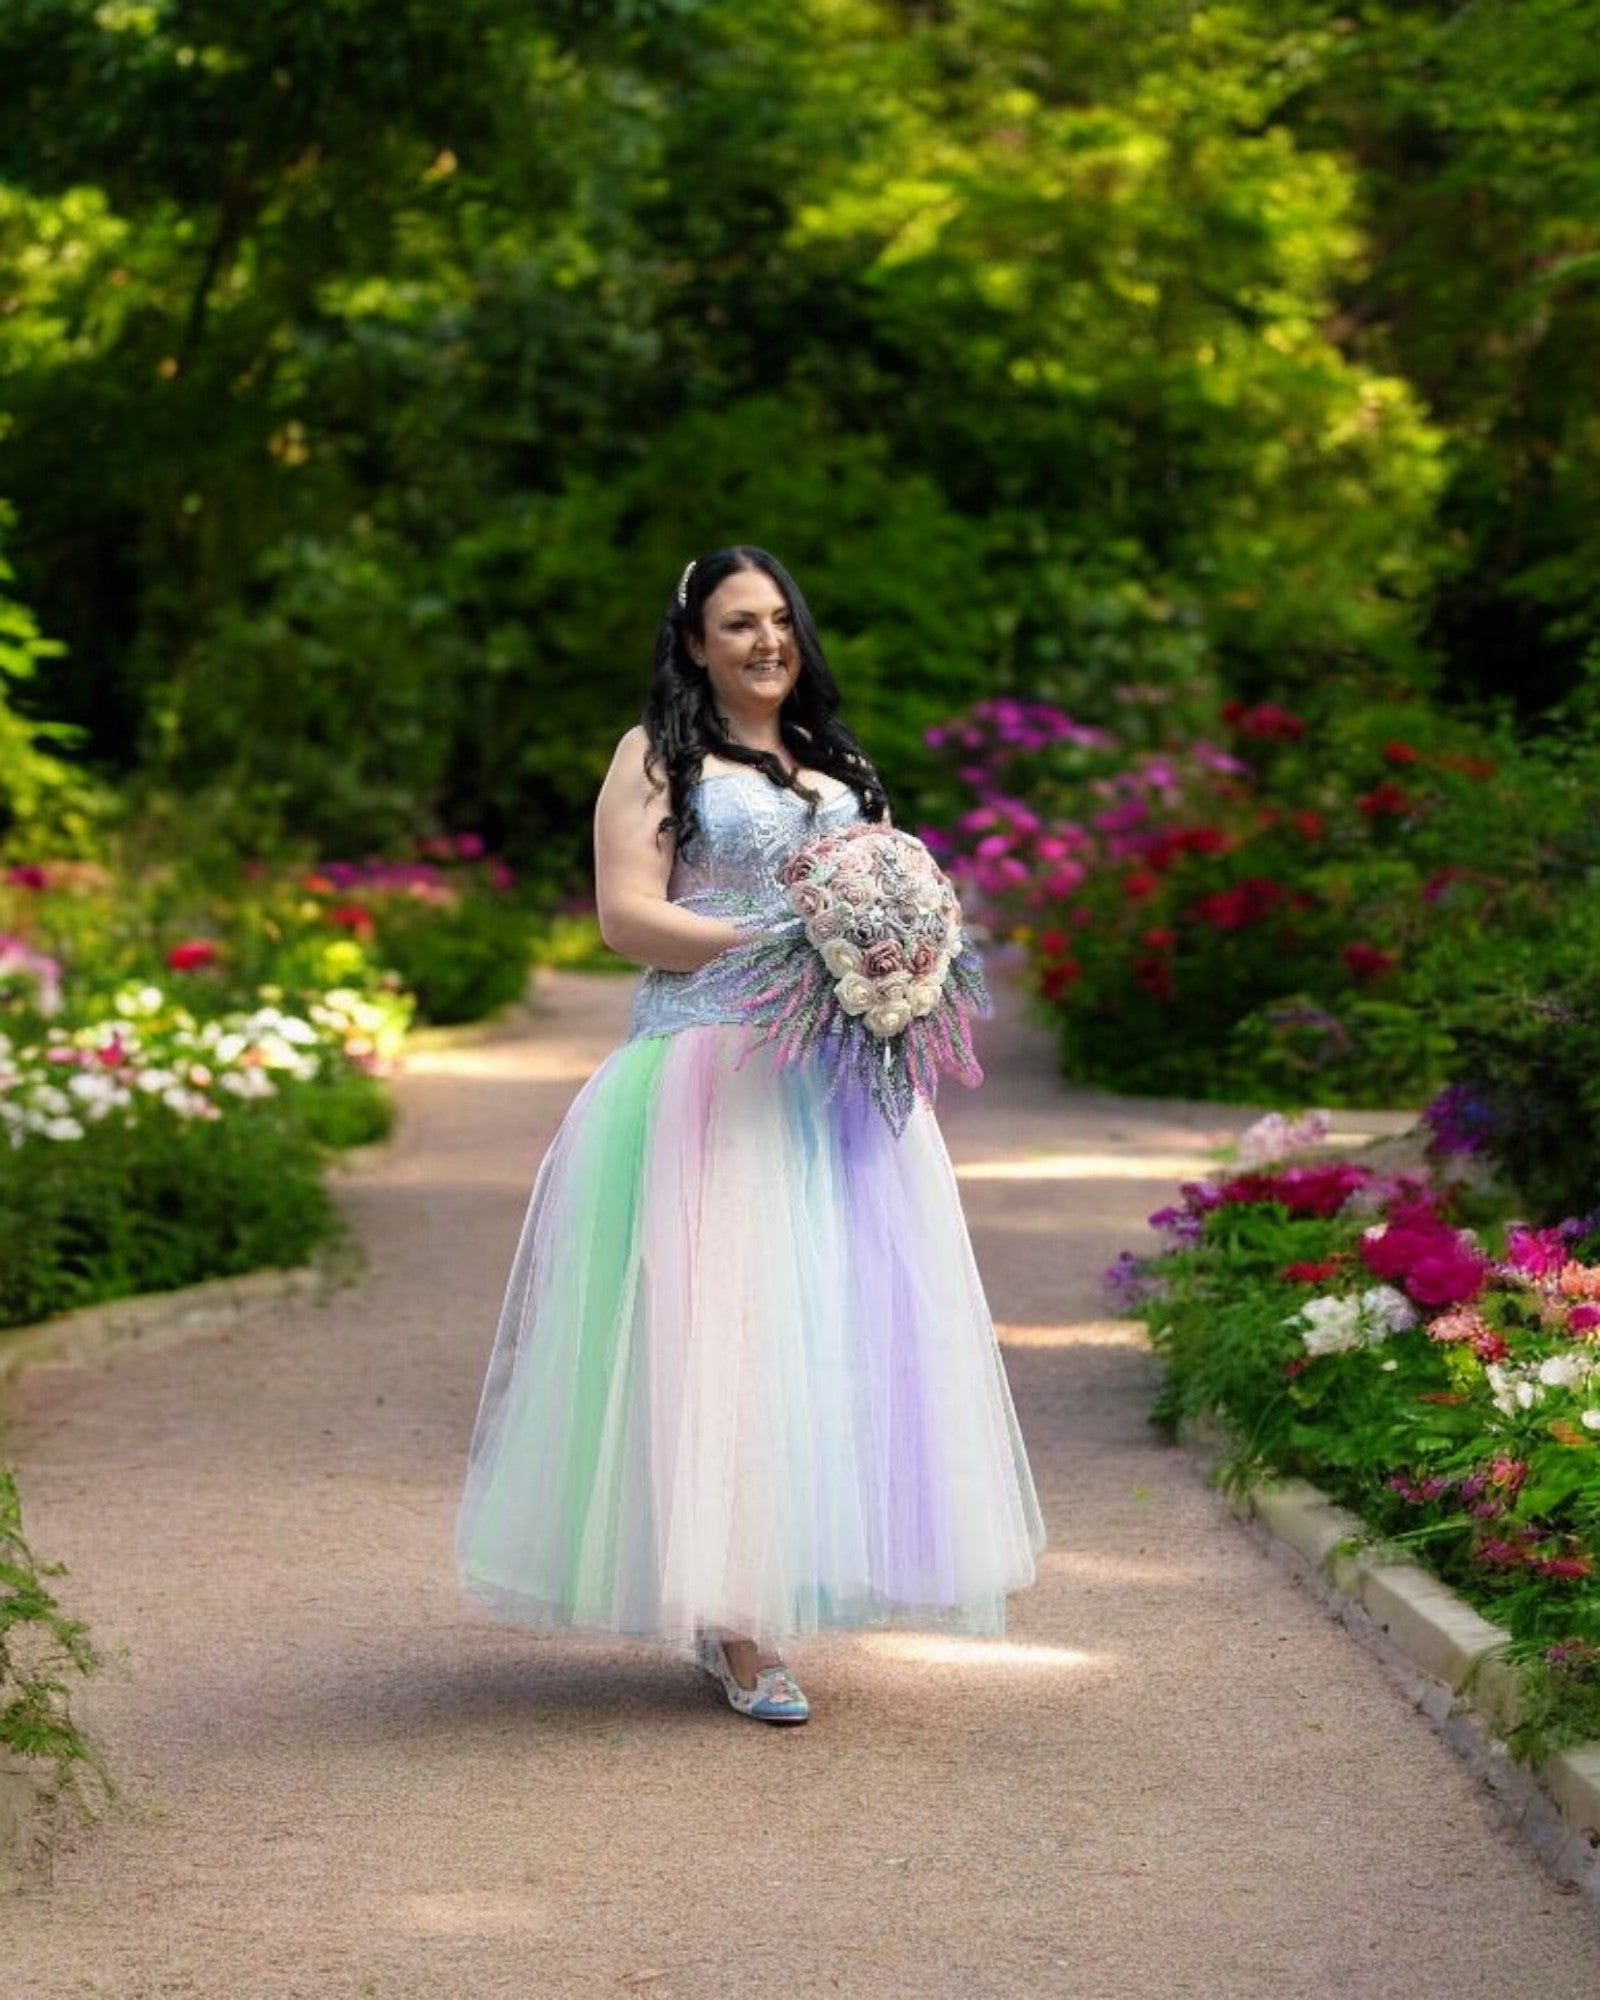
455 545 1044 1724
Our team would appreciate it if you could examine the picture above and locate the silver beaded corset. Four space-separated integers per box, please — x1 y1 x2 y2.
626 769 863 1042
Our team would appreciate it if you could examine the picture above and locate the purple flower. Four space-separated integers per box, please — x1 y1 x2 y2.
1103 1251 1167 1314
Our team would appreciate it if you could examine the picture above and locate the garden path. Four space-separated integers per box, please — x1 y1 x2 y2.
2 968 1599 1999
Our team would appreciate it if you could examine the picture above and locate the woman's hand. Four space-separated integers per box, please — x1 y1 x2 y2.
593 728 745 972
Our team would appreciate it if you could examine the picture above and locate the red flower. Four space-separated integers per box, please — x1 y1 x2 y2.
1291 810 1325 842
326 903 376 938
1038 930 1069 957
1382 741 1421 765
1123 870 1161 901
1357 781 1410 818
1217 1163 1370 1219
1342 941 1397 981
1039 962 1081 1003
166 939 220 972
1281 1259 1346 1283
1223 701 1307 743
1133 955 1174 1000
4 864 47 890
1189 877 1287 932
1438 754 1497 779
1142 927 1176 950
1537 1555 1594 1581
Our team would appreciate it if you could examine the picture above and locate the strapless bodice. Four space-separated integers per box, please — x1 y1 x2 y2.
627 768 863 1041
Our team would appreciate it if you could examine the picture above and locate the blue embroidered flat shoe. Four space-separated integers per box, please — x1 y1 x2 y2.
697 1638 811 1725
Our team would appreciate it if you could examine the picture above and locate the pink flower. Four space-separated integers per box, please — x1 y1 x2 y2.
1570 1304 1600 1335
1559 1263 1600 1301
1505 1223 1569 1279
1361 1208 1490 1306
167 939 221 972
1428 1306 1491 1345
862 940 906 979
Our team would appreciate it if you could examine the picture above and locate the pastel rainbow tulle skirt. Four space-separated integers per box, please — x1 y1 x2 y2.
455 1023 1045 1650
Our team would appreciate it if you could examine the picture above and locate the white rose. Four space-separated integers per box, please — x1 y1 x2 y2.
864 1000 913 1039
906 979 942 1018
835 973 875 1016
821 940 864 979
1582 1411 1600 1432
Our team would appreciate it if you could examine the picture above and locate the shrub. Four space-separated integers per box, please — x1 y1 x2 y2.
0 1099 335 1330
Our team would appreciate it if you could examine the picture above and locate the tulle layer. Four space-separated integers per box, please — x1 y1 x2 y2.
455 1023 1045 1649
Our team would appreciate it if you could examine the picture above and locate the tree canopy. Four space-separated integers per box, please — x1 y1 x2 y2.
0 0 1595 860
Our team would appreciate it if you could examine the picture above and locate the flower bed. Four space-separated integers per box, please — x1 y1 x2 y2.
0 827 535 1325
0 983 408 1332
1113 1111 1600 1761
921 692 1593 1106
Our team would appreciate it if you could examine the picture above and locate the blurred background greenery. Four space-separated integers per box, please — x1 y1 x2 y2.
1 0 1597 872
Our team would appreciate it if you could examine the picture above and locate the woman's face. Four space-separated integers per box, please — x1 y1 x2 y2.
691 566 801 728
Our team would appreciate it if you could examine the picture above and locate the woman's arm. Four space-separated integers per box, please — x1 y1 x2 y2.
593 727 746 973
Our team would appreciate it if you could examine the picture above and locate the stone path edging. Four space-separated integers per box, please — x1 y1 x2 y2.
0 1255 355 1389
1183 1428 1600 1901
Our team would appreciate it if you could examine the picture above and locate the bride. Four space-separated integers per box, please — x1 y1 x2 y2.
455 545 1044 1725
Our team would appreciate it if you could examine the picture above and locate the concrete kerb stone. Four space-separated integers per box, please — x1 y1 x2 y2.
0 1253 357 1388
1176 1419 1600 1899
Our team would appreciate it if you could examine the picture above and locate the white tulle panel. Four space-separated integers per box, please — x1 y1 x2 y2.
455 1024 1044 1649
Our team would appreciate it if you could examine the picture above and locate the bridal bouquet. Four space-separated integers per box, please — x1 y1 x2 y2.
708 822 991 1135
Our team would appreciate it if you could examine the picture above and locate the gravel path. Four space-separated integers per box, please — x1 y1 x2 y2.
2 968 1597 1999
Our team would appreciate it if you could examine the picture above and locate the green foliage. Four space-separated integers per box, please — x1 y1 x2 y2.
0 2 1591 877
0 1466 105 1798
362 889 534 1024
0 1100 337 1331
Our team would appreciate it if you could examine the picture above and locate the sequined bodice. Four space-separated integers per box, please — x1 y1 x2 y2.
627 769 863 1041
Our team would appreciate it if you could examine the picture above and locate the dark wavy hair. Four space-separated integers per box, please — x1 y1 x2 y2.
641 545 890 852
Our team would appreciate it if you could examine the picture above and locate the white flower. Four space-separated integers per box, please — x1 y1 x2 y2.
864 1000 913 1039
1358 1285 1419 1340
1238 1109 1331 1167
1292 1295 1365 1355
41 1115 84 1142
1515 1379 1541 1409
835 973 875 1017
219 1069 276 1100
1582 1411 1600 1433
1538 1351 1596 1391
905 978 942 1018
821 939 864 979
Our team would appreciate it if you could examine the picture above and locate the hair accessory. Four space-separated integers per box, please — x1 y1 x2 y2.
675 559 697 609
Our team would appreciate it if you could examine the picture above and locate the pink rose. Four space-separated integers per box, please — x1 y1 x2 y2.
910 941 940 977
789 883 833 920
863 940 906 979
